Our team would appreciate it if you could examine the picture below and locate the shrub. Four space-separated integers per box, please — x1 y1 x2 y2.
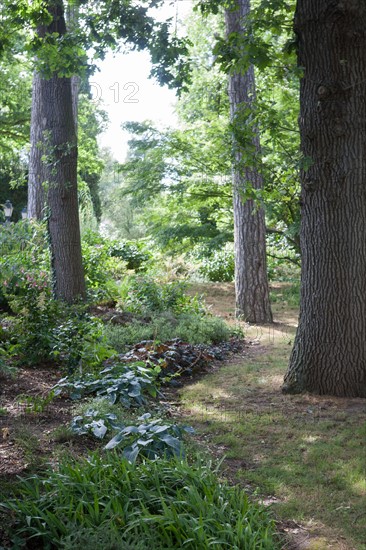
0 220 50 312
4 270 59 366
0 345 16 377
51 311 115 374
2 454 279 549
110 241 150 271
5 298 114 370
117 276 204 316
199 247 235 282
81 230 127 301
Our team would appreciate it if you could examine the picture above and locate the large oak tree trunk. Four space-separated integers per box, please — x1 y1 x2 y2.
225 0 272 323
283 0 366 397
35 0 86 302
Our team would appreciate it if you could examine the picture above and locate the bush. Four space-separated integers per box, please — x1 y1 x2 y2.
0 220 50 312
3 454 278 549
117 276 204 316
4 299 114 370
110 241 150 271
81 230 127 301
199 247 235 282
51 311 115 374
105 312 232 353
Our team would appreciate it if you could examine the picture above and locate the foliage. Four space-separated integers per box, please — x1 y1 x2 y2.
0 222 51 363
106 6 300 271
0 224 117 367
51 311 115 374
54 361 160 407
71 411 193 462
1 0 191 90
0 221 50 299
15 391 55 414
104 412 192 460
70 408 119 439
116 118 233 254
199 245 235 282
118 276 204 316
81 230 127 300
82 231 151 301
0 345 16 378
105 312 232 352
2 453 278 549
0 34 31 170
78 90 108 223
110 241 150 271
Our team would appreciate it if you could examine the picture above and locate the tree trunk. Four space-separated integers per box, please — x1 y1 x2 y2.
37 0 86 302
66 0 80 134
28 72 45 219
283 0 366 397
225 0 272 323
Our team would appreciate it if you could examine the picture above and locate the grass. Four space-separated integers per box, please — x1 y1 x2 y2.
2 453 279 549
178 286 366 550
104 311 233 353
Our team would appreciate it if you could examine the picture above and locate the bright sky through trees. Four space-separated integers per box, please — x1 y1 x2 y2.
92 0 192 161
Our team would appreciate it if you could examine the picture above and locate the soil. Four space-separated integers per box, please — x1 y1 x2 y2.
0 367 99 481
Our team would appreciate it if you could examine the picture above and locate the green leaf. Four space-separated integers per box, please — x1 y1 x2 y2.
123 445 140 463
104 431 125 450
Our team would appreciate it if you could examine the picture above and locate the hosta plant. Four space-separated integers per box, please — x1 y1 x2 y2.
53 361 160 407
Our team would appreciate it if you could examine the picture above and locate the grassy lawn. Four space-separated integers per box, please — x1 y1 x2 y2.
182 282 366 550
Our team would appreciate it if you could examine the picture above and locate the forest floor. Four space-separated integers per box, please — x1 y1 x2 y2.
0 282 365 549
182 282 366 550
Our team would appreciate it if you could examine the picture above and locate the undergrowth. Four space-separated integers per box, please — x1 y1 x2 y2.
2 453 278 549
105 312 232 353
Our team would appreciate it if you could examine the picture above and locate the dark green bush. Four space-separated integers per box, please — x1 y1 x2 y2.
3 454 278 549
110 241 150 271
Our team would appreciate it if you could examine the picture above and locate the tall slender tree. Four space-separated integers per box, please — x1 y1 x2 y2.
283 0 366 397
225 0 272 323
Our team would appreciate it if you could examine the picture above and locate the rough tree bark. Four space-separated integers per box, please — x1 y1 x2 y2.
35 0 86 302
28 72 45 219
66 0 80 133
28 0 80 220
225 0 272 323
283 0 366 397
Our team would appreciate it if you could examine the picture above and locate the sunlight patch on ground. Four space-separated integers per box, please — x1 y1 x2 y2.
351 478 366 496
302 435 319 443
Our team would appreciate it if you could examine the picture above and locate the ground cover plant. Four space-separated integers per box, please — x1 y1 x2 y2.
2 453 278 549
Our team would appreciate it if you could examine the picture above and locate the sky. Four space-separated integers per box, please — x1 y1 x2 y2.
91 1 193 162
91 50 178 161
